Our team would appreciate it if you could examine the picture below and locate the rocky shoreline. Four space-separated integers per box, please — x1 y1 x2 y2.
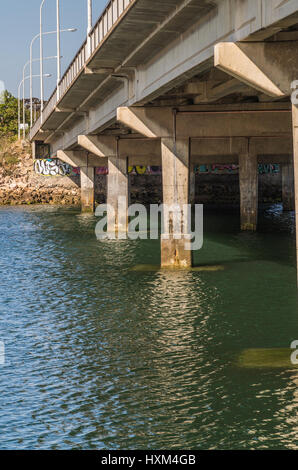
0 141 81 206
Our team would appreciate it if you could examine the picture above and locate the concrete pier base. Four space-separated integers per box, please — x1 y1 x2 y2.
161 138 193 268
81 166 95 213
282 163 295 211
239 150 258 231
107 157 129 235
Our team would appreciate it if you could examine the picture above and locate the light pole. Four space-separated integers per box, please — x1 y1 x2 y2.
56 0 61 99
30 27 76 126
18 73 51 140
40 0 77 122
87 0 92 58
40 0 46 120
24 56 59 138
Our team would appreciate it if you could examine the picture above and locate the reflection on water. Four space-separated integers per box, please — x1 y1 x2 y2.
0 204 297 449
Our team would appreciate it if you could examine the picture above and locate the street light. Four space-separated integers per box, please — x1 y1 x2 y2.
87 0 92 58
24 56 61 135
18 73 51 140
39 0 91 121
40 0 46 118
40 0 77 120
30 27 76 126
56 0 61 99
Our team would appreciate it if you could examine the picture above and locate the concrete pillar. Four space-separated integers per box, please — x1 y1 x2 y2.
282 162 295 211
161 138 192 268
107 156 129 234
189 163 196 205
239 148 258 231
292 105 298 284
81 166 95 213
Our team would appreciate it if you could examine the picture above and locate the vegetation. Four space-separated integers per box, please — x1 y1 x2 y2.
0 136 21 174
0 90 30 171
0 90 20 138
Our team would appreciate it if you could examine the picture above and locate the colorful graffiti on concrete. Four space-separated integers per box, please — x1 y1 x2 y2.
195 164 280 175
96 167 108 175
34 159 79 177
128 166 162 175
257 164 280 174
35 161 281 177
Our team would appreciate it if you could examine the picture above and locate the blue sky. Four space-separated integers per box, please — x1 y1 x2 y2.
0 0 108 99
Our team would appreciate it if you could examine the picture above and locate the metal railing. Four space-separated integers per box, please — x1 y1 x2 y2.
30 0 133 140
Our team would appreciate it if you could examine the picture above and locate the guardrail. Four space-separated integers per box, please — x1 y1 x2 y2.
30 0 133 140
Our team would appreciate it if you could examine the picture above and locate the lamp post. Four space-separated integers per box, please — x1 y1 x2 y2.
56 0 61 99
87 0 92 58
40 0 46 120
40 0 77 123
18 73 51 140
30 27 76 127
24 56 59 138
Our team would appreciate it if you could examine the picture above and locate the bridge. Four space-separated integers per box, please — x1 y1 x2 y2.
30 0 298 276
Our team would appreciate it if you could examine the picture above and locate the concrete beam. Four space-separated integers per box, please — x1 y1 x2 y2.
117 107 173 138
117 107 292 138
206 78 248 102
250 137 293 156
78 135 117 158
191 137 247 159
78 135 162 161
57 150 108 167
84 67 114 75
215 42 298 97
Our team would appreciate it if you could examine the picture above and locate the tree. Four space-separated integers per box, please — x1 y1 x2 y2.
0 90 23 138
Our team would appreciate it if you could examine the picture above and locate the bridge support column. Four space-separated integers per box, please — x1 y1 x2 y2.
81 166 95 213
282 162 295 211
239 148 258 231
57 150 104 214
189 163 196 205
107 157 129 235
161 138 192 268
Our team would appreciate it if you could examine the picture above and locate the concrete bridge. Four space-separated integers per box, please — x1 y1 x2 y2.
30 0 298 276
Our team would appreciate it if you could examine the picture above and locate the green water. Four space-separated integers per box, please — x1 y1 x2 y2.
0 204 297 449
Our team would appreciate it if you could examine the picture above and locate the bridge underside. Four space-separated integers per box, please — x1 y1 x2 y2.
31 0 298 280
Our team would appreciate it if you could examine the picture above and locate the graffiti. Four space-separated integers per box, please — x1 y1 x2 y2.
196 164 238 174
258 164 280 174
128 166 162 175
34 159 74 176
34 161 281 177
195 164 280 175
96 167 108 175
